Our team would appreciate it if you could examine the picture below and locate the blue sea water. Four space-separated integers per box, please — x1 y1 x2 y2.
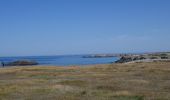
0 55 118 66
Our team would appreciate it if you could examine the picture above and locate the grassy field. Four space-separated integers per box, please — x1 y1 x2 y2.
0 62 170 100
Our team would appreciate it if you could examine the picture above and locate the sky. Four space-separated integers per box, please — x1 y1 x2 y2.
0 0 170 56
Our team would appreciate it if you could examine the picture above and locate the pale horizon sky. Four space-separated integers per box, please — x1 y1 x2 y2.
0 0 170 57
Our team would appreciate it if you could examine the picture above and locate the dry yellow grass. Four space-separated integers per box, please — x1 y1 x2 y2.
0 62 170 100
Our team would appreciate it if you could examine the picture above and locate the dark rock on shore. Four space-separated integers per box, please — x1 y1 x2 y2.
115 56 146 63
5 60 38 66
115 56 132 63
115 52 170 63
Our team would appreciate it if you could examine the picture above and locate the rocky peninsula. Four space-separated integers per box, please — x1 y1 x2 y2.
115 52 170 63
3 60 38 66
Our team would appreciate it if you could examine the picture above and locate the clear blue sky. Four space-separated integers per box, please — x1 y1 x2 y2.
0 0 170 56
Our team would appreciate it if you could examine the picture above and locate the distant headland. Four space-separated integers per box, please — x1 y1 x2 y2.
83 52 170 63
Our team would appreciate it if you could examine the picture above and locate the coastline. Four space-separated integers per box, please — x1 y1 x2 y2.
1 52 170 67
0 55 118 67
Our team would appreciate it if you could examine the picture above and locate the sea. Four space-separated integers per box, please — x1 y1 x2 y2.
0 55 118 66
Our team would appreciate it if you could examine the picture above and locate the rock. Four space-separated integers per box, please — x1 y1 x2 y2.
139 56 146 60
115 56 133 63
161 56 168 59
115 56 146 63
6 60 38 66
115 52 170 63
133 56 146 61
150 56 160 59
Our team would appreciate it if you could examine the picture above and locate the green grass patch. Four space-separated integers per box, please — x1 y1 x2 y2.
29 75 53 79
96 85 119 91
112 96 144 100
59 80 87 87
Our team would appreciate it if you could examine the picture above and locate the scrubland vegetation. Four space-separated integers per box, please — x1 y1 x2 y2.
0 62 170 100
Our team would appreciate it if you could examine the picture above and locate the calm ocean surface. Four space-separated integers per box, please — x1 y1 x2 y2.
0 55 118 66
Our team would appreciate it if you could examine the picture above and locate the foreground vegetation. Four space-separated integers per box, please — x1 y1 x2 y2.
0 62 170 100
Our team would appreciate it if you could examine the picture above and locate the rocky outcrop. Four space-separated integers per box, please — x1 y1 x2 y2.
115 56 146 63
115 52 170 63
5 60 38 66
115 56 132 63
